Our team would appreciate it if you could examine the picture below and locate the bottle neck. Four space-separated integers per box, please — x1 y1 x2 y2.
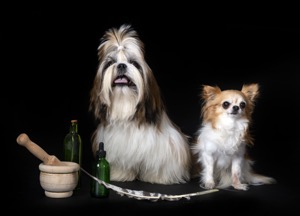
97 154 106 160
70 122 78 134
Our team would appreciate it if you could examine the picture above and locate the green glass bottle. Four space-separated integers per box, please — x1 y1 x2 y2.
63 119 82 190
91 142 110 198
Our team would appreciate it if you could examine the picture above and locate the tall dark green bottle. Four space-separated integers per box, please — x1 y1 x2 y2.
91 142 110 198
63 119 82 190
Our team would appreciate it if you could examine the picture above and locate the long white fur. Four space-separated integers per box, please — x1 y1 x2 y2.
192 84 276 190
90 24 191 185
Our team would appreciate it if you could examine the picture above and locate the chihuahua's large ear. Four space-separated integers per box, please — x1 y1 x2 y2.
202 85 222 101
241 83 259 102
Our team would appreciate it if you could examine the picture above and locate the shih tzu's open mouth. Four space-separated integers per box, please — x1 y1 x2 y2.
113 75 135 87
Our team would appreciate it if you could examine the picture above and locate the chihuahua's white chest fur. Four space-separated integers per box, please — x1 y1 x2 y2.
200 116 248 155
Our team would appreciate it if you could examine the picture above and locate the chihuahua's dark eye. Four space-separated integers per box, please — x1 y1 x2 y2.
222 101 230 109
240 102 246 109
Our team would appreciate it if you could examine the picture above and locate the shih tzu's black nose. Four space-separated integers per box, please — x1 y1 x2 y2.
117 63 127 75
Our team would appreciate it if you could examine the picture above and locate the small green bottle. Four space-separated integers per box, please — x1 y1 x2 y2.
91 142 110 198
63 119 82 190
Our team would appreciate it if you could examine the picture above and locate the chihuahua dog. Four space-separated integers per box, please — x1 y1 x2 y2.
192 83 276 190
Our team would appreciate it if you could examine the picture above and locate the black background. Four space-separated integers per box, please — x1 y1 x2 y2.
3 3 299 214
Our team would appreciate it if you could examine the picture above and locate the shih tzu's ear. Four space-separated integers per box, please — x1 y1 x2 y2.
241 83 259 102
136 66 164 125
201 85 222 101
89 75 108 124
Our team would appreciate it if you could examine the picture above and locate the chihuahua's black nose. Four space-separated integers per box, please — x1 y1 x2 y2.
233 105 239 111
231 105 240 114
117 63 127 75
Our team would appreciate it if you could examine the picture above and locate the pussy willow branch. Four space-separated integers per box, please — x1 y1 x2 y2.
81 168 218 201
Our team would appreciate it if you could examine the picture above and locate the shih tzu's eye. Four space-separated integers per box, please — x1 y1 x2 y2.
104 61 114 70
222 101 230 109
129 60 141 70
240 102 246 109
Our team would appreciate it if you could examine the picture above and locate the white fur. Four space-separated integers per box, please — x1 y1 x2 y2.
93 113 191 184
90 24 191 184
192 84 276 190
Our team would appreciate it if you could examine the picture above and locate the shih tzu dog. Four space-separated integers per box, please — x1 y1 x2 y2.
191 84 276 190
89 24 191 185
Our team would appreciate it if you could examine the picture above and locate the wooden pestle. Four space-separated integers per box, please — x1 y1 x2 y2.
16 133 64 166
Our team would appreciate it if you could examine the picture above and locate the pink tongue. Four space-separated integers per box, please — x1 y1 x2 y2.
114 77 128 84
